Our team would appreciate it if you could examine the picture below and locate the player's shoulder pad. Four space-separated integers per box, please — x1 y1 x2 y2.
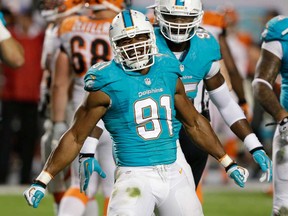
154 26 161 36
154 27 172 54
154 53 182 77
84 61 117 92
195 27 219 43
261 15 288 42
154 27 166 46
58 15 81 36
193 27 221 59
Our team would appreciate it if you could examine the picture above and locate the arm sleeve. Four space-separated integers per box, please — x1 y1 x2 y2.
208 82 246 127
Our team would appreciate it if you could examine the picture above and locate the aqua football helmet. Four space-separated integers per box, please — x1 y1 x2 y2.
155 0 204 43
109 9 158 71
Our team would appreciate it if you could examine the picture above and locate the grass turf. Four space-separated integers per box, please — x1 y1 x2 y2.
1 191 272 216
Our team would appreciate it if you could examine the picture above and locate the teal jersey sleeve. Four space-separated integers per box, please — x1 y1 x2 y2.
261 15 288 42
84 61 122 95
84 61 115 91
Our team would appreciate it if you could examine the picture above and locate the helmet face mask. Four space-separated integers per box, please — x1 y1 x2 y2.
115 34 154 71
155 0 204 43
109 10 158 72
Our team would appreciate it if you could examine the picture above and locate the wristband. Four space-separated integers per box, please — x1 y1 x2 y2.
33 180 47 189
218 154 233 168
243 133 262 152
80 137 99 154
280 117 288 125
0 21 11 42
36 171 53 185
252 78 273 90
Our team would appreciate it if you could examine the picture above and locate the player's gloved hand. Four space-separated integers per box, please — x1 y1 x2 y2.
226 163 249 188
279 117 288 142
219 154 249 188
79 154 106 193
51 122 68 149
23 181 46 208
251 149 272 182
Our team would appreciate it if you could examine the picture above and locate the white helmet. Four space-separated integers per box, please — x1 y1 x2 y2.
155 0 204 43
109 9 158 71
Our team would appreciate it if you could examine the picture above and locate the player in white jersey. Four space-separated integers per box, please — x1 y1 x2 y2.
253 15 288 216
38 0 84 213
24 9 249 216
51 1 122 215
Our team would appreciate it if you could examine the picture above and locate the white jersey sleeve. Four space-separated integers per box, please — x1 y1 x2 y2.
262 41 283 60
205 61 220 80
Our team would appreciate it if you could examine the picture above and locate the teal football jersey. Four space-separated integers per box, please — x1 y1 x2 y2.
155 27 221 133
155 27 221 100
262 15 288 110
84 55 182 167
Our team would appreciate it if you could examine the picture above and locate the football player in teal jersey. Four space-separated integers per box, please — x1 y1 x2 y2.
152 0 272 189
24 9 249 215
253 15 288 216
0 11 24 68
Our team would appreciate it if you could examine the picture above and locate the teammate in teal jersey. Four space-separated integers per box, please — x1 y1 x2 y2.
0 11 24 68
253 15 288 216
152 0 272 189
24 9 249 215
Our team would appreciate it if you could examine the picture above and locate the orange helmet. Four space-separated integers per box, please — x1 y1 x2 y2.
220 6 239 27
84 0 124 13
39 0 84 21
202 11 226 29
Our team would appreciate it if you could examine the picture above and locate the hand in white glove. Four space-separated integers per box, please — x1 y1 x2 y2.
23 182 46 208
226 163 249 188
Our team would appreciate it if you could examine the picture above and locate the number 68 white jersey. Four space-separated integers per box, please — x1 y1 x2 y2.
59 15 113 109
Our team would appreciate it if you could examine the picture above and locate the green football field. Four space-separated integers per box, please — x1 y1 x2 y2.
1 187 272 216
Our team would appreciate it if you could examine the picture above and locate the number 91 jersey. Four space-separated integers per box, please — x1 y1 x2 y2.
84 55 182 167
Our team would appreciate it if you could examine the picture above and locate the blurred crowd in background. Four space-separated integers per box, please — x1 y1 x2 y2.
0 0 286 189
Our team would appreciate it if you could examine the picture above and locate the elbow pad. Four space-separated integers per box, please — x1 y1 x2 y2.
208 82 246 127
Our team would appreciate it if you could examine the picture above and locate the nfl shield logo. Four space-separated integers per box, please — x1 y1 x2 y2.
180 64 184 72
144 78 151 86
